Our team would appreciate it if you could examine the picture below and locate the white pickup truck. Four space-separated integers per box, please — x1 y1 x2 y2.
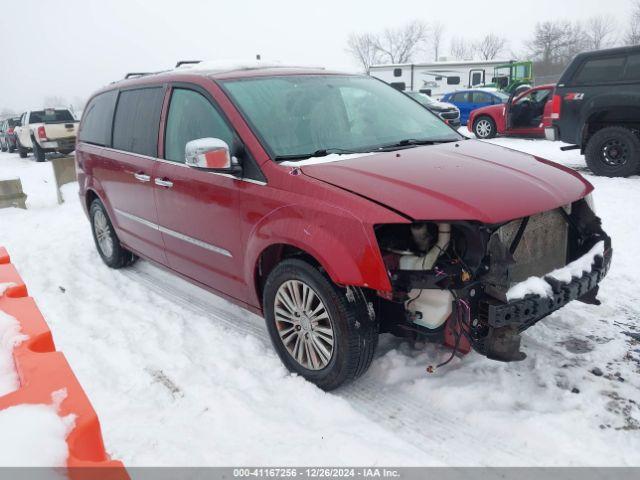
16 108 79 161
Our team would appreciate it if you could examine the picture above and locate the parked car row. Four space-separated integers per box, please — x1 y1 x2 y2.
74 60 611 390
406 45 640 178
0 116 21 152
0 108 79 161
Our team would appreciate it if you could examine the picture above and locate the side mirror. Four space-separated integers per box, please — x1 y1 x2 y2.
185 138 242 175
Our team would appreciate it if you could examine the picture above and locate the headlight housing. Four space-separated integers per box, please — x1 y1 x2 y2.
584 193 596 214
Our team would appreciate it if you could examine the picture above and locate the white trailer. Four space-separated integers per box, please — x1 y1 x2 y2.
369 60 514 99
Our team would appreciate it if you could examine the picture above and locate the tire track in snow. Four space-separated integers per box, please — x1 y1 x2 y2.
124 262 530 465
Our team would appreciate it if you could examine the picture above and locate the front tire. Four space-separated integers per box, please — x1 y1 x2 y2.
263 259 378 390
473 116 497 139
585 126 640 177
89 199 137 269
0 140 7 152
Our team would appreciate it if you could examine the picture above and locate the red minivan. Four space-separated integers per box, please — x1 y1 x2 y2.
76 63 611 390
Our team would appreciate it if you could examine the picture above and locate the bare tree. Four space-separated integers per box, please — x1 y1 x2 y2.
529 20 587 65
346 33 382 71
625 0 640 45
428 21 446 61
585 15 617 50
564 22 590 61
474 34 507 60
373 21 429 64
43 95 68 108
450 36 474 60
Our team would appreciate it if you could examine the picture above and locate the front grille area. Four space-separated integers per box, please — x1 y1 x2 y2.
440 110 459 120
497 208 569 284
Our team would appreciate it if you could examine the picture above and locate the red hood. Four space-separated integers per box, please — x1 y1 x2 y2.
301 140 593 224
473 103 505 117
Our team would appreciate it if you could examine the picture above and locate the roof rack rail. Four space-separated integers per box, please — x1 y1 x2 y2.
124 72 152 79
175 60 202 68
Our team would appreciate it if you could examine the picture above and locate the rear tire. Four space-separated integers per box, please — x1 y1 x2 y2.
473 116 497 139
32 137 45 162
89 199 137 269
263 258 378 391
585 126 640 177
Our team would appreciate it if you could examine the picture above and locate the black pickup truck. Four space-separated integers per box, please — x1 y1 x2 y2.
546 45 640 177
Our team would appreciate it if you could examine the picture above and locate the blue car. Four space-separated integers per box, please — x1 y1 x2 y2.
441 89 509 126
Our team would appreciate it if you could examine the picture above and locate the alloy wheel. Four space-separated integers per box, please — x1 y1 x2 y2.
274 280 335 370
93 209 114 258
476 119 492 138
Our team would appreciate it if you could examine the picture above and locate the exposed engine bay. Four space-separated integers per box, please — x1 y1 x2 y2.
374 196 612 366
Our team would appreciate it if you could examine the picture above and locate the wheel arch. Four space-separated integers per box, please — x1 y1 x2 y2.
581 103 640 146
245 205 392 309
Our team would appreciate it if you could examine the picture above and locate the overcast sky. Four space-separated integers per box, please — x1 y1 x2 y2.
0 0 633 112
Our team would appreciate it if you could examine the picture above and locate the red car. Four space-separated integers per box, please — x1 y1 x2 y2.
77 64 611 390
468 85 555 139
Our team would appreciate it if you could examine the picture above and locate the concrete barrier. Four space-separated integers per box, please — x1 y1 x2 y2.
51 155 77 204
0 178 27 209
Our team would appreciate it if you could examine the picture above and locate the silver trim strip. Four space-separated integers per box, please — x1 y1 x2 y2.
114 208 233 258
79 142 267 186
115 208 158 231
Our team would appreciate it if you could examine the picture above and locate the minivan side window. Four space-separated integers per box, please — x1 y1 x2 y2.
112 87 163 157
79 90 118 147
574 56 626 85
623 54 640 80
164 88 234 164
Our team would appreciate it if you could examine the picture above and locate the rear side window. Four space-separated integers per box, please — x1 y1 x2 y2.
451 92 468 103
112 87 163 157
623 54 640 80
472 92 492 103
164 88 234 164
79 90 118 147
574 56 626 85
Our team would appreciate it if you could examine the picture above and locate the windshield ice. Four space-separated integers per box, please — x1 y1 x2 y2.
222 75 460 159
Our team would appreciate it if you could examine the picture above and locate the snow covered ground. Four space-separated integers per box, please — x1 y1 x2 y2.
0 136 639 467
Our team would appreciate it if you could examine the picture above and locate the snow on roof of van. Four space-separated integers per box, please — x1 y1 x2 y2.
174 59 324 74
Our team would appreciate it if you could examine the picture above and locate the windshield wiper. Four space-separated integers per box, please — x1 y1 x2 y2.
274 148 365 162
374 138 461 151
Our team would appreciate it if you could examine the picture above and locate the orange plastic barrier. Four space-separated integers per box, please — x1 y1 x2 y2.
0 247 128 480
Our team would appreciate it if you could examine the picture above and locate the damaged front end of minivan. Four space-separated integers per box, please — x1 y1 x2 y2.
374 196 612 364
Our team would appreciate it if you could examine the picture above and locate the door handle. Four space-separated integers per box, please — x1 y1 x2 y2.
155 178 173 188
134 172 151 182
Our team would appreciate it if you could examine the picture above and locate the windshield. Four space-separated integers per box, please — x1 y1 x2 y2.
222 75 460 159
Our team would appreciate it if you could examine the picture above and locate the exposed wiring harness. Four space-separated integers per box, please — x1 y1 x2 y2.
426 294 473 373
